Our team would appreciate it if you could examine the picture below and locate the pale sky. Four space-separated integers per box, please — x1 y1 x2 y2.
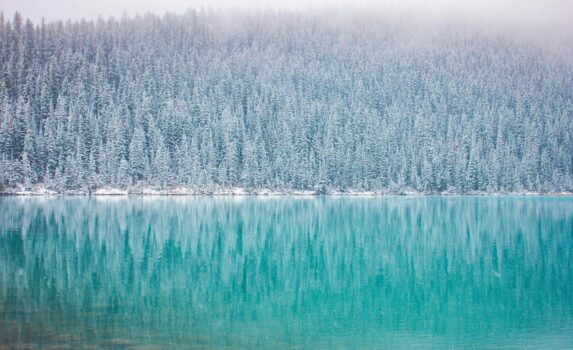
1 0 573 39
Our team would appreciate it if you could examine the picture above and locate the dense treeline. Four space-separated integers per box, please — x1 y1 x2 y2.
0 11 572 193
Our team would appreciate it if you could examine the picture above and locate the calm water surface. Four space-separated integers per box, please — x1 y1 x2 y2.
0 196 572 349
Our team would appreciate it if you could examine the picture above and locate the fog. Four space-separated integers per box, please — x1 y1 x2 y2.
2 0 572 29
1 0 572 52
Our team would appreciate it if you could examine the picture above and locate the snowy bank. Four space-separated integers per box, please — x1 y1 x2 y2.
1 184 572 196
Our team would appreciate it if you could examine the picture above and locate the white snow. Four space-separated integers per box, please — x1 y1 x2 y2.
93 187 128 195
1 184 572 197
0 184 57 195
290 190 316 196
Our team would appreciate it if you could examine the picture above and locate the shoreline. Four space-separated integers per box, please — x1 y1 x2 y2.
1 186 572 197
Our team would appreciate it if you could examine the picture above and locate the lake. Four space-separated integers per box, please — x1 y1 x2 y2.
1 196 572 349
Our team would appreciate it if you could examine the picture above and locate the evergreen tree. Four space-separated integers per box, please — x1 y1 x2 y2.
0 11 570 193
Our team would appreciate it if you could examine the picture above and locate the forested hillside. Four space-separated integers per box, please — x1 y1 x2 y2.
0 11 572 194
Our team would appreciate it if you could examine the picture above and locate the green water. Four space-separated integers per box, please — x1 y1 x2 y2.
0 197 572 349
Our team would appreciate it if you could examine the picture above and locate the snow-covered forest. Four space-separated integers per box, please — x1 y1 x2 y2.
0 11 572 194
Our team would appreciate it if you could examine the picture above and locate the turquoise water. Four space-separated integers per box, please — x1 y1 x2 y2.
0 196 572 349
